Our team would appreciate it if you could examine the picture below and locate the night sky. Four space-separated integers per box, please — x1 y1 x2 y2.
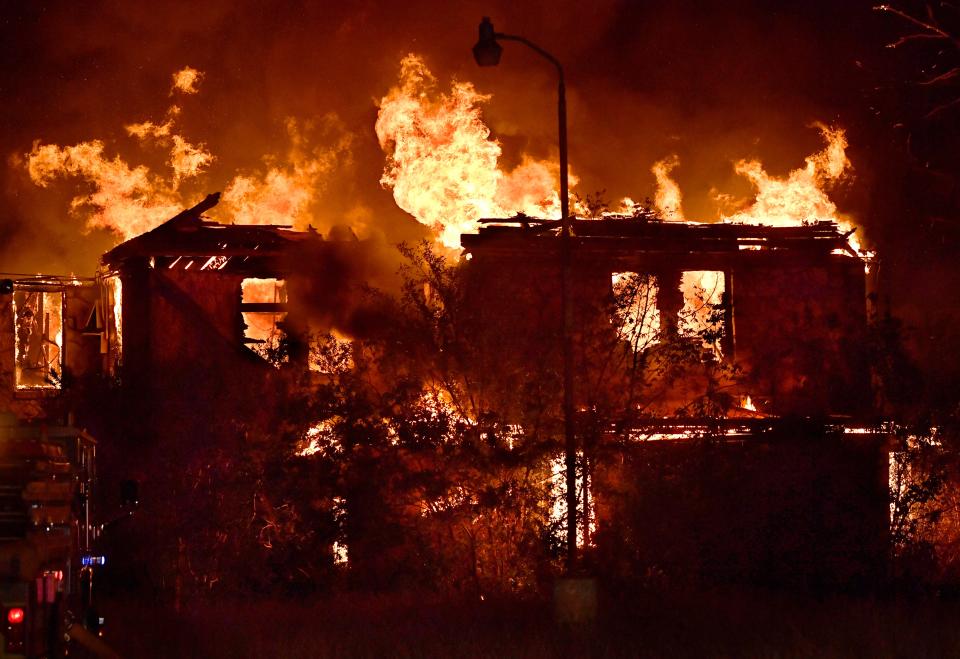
1 0 957 387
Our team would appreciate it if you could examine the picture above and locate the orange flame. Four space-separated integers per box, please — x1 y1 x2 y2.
125 106 215 185
27 139 185 240
651 155 684 221
221 117 351 229
375 54 562 249
721 124 862 251
171 66 203 95
26 69 349 241
679 270 724 355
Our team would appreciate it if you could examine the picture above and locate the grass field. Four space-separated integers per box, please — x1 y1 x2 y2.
99 586 960 658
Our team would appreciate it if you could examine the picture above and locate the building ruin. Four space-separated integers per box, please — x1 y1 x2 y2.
0 196 888 587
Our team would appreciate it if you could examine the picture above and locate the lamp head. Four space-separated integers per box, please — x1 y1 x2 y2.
473 17 502 67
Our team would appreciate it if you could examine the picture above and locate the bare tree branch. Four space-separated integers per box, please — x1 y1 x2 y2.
919 65 960 84
887 32 950 48
876 3 960 119
926 94 960 117
875 3 960 49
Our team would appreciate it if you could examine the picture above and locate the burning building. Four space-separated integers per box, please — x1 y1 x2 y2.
460 212 886 587
0 189 888 590
96 192 385 438
462 213 871 417
0 47 896 592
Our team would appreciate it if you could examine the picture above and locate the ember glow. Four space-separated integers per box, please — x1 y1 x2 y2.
296 418 342 458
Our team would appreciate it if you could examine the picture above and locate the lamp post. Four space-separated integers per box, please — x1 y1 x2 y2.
473 17 578 575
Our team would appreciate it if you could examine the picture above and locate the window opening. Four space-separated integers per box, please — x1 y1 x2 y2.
241 278 287 363
13 287 64 389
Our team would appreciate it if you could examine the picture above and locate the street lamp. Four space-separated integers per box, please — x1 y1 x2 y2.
473 17 578 575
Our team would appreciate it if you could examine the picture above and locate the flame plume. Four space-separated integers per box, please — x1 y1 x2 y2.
721 124 863 252
722 125 851 227
651 155 684 221
26 68 214 240
27 140 185 240
376 54 562 249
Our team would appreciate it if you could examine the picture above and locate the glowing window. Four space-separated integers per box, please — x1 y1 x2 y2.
104 276 122 372
12 287 64 390
240 278 287 363
612 272 660 352
679 271 725 355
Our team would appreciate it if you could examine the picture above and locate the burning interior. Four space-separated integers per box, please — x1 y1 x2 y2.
12 285 64 390
462 214 870 417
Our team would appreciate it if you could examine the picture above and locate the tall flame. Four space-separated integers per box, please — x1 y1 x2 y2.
651 155 684 221
375 54 562 249
25 58 866 260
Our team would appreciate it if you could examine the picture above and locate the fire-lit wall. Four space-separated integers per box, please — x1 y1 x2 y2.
461 226 883 587
115 262 284 444
734 256 870 416
463 244 871 418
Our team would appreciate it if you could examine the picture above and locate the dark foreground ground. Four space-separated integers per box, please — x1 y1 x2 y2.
99 586 960 658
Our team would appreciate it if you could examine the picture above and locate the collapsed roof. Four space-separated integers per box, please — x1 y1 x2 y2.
101 193 322 269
